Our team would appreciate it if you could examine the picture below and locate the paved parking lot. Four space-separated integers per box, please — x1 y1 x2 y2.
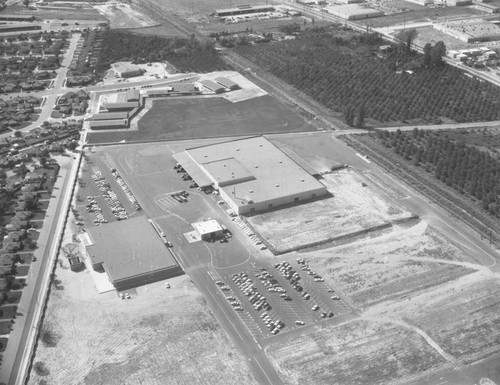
213 258 353 341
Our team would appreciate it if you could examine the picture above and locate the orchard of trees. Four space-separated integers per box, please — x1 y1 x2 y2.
97 31 230 74
376 128 500 218
235 27 500 125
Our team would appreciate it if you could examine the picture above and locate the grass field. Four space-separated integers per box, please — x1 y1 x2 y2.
247 169 413 254
267 319 448 385
87 95 315 144
5 5 107 21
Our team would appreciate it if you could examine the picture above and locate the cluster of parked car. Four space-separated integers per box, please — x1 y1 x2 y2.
85 196 107 225
233 217 266 249
171 190 189 203
297 258 325 283
221 292 243 312
231 272 285 334
173 163 193 182
92 171 128 221
255 268 290 300
110 168 141 211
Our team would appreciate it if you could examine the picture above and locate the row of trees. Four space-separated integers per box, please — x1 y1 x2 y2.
235 28 500 125
96 31 230 74
377 128 500 217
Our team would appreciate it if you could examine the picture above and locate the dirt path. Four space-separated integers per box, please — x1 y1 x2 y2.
361 315 462 369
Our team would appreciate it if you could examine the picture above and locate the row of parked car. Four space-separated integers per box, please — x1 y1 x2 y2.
296 258 340 300
231 272 284 335
85 196 107 225
92 170 128 221
110 168 141 212
171 190 189 203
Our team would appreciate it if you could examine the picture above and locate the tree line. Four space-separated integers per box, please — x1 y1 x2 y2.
235 27 500 125
96 30 230 74
376 128 500 218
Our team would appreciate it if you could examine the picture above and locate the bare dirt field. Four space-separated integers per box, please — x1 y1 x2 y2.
364 272 500 366
247 168 414 254
299 220 477 308
267 319 449 385
28 241 257 384
93 3 159 29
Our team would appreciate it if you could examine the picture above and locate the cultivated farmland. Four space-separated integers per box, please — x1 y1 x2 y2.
235 28 500 124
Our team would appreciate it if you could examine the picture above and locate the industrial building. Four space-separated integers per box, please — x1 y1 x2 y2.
103 101 140 111
215 5 275 17
0 15 35 22
215 77 239 90
174 137 328 215
434 19 500 42
90 112 129 121
200 79 225 93
325 4 384 20
0 23 42 33
88 119 128 130
170 83 201 95
192 219 224 241
85 216 182 290
111 62 143 78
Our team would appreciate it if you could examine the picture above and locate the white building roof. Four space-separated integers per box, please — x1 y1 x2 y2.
185 136 325 208
192 219 223 235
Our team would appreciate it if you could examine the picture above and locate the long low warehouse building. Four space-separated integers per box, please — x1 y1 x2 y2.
89 119 128 130
90 112 129 121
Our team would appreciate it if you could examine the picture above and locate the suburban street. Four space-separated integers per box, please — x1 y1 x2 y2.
0 156 77 385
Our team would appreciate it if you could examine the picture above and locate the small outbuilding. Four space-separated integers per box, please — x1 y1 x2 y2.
192 219 224 241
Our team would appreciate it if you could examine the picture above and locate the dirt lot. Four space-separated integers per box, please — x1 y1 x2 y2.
28 256 257 384
267 319 449 385
93 3 159 29
299 220 476 308
247 168 414 254
87 95 315 144
363 272 500 366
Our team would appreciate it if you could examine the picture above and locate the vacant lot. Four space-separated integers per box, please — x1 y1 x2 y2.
267 319 448 385
28 258 257 384
362 273 500 366
248 169 413 254
300 220 476 308
94 3 159 29
87 95 315 144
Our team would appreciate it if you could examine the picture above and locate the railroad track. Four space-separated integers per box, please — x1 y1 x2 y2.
342 135 500 246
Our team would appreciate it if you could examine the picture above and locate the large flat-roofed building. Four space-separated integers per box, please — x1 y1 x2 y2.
89 119 128 130
175 137 327 215
434 18 500 42
326 4 384 20
85 216 182 290
215 5 275 17
90 112 129 121
111 62 143 78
